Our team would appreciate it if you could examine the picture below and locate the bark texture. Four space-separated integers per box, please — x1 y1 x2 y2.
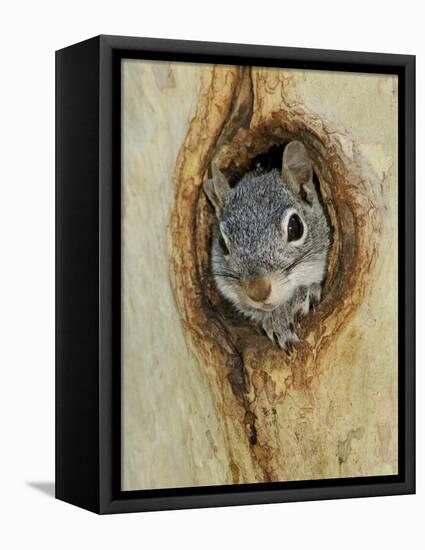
122 60 398 489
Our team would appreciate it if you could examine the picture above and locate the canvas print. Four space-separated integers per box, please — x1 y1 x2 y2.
121 59 398 491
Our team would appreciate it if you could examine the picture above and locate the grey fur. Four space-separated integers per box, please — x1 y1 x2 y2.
203 141 331 351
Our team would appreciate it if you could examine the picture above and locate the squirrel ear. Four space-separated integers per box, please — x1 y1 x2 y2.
282 141 315 203
203 162 231 215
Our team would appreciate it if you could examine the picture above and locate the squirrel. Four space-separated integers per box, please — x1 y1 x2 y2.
203 140 331 352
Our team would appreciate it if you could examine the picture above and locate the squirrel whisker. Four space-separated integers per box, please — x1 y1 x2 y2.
281 247 315 276
212 270 240 282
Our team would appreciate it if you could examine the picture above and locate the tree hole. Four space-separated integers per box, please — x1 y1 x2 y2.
198 139 337 351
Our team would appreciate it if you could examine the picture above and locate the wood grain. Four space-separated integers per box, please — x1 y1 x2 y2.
122 60 398 489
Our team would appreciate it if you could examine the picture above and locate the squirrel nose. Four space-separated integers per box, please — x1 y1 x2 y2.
244 277 271 303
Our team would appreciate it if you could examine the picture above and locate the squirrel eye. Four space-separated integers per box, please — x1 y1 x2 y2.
287 213 304 242
218 234 230 255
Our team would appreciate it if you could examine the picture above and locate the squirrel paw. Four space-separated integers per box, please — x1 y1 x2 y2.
293 283 322 320
261 284 322 351
308 283 322 311
262 313 299 353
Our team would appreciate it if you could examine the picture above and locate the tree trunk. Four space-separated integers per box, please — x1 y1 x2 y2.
122 60 398 489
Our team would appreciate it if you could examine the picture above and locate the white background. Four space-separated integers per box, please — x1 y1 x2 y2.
0 1 422 548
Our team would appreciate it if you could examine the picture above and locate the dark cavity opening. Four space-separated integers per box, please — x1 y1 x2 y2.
249 143 285 173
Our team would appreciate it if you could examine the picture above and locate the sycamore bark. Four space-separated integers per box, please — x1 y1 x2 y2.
122 60 398 490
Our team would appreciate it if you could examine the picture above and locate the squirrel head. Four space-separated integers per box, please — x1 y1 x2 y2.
203 140 331 316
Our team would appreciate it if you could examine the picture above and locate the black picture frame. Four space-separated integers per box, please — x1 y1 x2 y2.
56 35 415 514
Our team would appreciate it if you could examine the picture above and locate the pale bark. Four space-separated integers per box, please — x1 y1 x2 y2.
122 60 398 489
